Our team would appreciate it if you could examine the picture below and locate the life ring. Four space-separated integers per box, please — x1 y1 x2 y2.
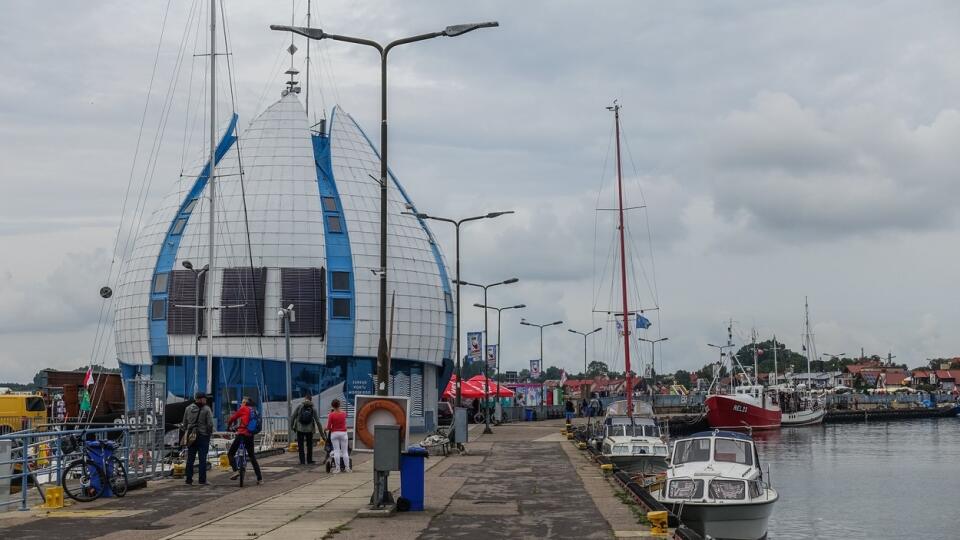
355 399 406 449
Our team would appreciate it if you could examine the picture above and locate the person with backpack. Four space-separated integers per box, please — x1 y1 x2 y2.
325 399 350 473
226 396 263 485
183 391 214 485
290 392 323 465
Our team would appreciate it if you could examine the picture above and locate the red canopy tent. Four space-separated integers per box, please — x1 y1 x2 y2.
466 374 515 397
442 377 486 399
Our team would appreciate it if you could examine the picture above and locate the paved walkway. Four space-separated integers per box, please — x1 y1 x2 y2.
0 420 653 539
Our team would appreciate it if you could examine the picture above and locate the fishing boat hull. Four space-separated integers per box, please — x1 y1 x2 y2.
706 395 781 430
781 407 825 426
663 493 777 540
607 454 668 474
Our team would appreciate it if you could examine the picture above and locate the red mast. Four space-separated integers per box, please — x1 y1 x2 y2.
610 101 633 414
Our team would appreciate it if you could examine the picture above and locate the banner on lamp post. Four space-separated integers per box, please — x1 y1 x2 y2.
467 332 483 363
530 359 542 379
486 345 498 369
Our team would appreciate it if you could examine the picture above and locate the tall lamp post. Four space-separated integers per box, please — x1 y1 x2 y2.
638 337 669 389
181 261 209 397
520 319 564 411
278 304 296 443
270 22 499 397
567 327 602 377
407 211 513 407
474 303 525 422
456 279 519 434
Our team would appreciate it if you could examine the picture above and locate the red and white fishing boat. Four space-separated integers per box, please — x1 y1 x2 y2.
705 325 781 431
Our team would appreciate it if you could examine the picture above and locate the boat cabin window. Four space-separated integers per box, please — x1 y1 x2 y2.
714 438 753 466
673 438 711 464
608 425 658 437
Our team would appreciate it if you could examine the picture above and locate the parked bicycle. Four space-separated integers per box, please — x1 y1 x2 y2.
233 433 248 487
60 433 128 502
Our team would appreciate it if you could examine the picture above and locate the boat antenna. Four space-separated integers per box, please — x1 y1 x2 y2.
283 1 300 97
305 0 311 118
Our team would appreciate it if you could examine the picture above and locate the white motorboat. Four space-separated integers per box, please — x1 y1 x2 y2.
599 400 669 474
653 430 778 540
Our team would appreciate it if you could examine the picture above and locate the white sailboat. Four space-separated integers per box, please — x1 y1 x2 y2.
780 298 826 426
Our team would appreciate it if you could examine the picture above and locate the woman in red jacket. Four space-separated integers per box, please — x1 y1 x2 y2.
326 399 350 473
227 396 263 484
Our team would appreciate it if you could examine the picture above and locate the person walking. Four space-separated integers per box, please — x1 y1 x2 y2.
183 392 213 485
290 393 322 465
227 396 263 485
564 398 575 423
325 399 350 473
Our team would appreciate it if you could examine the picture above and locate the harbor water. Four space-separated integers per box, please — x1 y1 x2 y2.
753 417 960 539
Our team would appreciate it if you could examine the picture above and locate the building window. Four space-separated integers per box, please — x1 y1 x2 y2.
326 215 342 233
182 198 198 214
220 267 267 336
331 298 351 319
331 271 350 291
153 273 169 294
150 299 166 320
281 267 326 337
167 270 205 335
444 291 453 313
171 218 187 235
322 197 338 212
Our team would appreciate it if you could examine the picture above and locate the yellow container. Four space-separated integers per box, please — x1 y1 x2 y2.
600 463 614 473
288 442 299 453
647 510 668 534
41 486 64 509
219 454 230 470
172 462 186 478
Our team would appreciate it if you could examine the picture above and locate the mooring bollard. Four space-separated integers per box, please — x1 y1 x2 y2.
41 486 64 509
647 510 669 534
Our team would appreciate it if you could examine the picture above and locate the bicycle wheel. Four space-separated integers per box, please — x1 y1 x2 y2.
106 456 128 497
61 459 105 502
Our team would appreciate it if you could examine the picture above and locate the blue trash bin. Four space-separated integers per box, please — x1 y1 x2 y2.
399 446 429 511
524 408 534 422
85 440 116 497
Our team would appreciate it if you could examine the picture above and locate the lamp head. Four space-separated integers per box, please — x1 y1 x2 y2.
502 278 519 285
182 261 193 270
443 21 499 37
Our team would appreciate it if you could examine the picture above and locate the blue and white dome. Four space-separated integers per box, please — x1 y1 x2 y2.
113 93 453 429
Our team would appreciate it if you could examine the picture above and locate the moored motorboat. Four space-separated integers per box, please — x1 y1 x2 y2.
653 430 778 540
599 400 668 474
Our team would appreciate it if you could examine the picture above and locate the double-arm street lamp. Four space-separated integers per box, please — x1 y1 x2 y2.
456 278 519 434
181 261 209 396
638 337 669 388
271 21 499 396
408 211 513 407
567 327 602 378
475 303 525 423
521 319 564 406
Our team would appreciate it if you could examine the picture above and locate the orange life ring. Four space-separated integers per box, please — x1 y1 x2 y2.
355 399 406 449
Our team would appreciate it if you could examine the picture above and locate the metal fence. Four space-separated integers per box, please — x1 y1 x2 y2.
0 425 128 512
499 405 565 423
125 377 167 479
0 416 38 436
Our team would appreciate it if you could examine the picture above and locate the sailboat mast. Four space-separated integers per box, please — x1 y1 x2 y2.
205 0 217 395
611 102 633 413
804 296 811 380
305 0 311 119
752 329 758 385
773 335 778 386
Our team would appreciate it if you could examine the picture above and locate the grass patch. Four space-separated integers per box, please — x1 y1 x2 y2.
614 488 651 526
322 524 352 539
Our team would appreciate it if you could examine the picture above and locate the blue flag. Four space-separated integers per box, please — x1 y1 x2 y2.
636 314 652 329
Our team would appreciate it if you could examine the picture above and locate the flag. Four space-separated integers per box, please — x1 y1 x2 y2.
486 344 498 368
83 367 95 387
636 314 652 329
79 388 91 412
530 359 542 379
467 332 483 363
560 369 568 386
616 320 624 336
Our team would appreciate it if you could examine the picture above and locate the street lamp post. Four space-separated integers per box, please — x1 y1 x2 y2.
474 303 525 422
278 304 296 443
181 261 209 397
520 319 563 412
638 337 669 389
567 327 602 378
456 279 519 434
270 22 499 397
407 211 513 407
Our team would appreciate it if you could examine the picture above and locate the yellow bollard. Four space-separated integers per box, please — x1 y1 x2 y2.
172 462 186 478
647 510 669 534
600 463 614 474
577 442 587 450
288 442 299 453
219 454 230 470
41 486 64 509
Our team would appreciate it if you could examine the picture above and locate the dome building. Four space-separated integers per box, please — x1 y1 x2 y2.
113 91 454 431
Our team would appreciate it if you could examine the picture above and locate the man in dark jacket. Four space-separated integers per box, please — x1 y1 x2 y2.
290 393 322 465
184 392 214 485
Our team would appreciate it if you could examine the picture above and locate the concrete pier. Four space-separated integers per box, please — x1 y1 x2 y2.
0 420 655 539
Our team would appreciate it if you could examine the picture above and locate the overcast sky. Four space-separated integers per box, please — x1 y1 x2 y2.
2 1 960 382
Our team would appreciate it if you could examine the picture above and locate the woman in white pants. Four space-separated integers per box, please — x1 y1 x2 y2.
325 399 351 473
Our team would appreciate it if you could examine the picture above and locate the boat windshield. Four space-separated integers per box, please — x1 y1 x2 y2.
713 438 753 466
609 425 658 437
673 438 712 465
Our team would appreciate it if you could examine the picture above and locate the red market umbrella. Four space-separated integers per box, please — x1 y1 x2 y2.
466 374 515 397
442 377 485 400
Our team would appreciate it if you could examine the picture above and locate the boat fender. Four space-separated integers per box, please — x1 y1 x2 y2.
355 399 407 449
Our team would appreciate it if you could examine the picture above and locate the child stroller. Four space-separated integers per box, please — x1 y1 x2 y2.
321 428 348 473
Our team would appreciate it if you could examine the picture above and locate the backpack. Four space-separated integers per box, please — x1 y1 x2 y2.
246 407 262 435
298 404 314 425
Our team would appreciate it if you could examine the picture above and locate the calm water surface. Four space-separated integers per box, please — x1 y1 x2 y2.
752 417 960 539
